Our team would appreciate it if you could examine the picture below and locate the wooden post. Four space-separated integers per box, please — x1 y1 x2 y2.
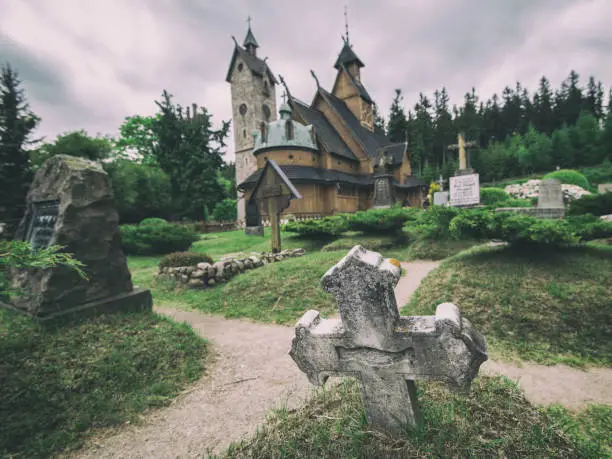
268 198 281 253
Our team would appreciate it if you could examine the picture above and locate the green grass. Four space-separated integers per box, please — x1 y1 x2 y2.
219 376 608 458
402 244 612 367
0 309 208 458
132 251 343 325
387 238 482 261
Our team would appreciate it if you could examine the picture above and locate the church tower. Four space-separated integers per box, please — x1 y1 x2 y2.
226 20 278 223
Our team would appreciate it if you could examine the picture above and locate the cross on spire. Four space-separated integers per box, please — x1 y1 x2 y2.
344 6 350 46
247 15 252 28
281 91 287 104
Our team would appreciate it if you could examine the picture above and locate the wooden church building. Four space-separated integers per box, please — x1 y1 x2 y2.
227 22 426 223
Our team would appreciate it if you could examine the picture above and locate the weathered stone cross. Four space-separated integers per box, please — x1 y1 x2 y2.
290 245 487 435
448 132 476 171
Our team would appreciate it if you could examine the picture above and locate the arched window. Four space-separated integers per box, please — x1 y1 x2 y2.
285 121 294 140
260 122 267 142
263 80 270 96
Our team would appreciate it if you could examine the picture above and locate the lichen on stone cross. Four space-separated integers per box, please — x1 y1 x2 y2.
289 245 488 436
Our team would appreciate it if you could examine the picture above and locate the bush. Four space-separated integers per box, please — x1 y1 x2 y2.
211 199 237 222
120 223 199 255
543 169 591 190
404 206 460 240
346 207 421 233
480 188 510 206
449 209 612 246
283 215 349 237
139 217 168 226
159 251 213 268
580 160 612 186
568 193 612 217
493 198 533 208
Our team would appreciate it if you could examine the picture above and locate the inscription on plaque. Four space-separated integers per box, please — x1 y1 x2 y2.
259 184 283 199
25 200 60 252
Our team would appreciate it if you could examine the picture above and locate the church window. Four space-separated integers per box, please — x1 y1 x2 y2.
260 122 267 142
262 104 271 120
239 103 247 116
263 80 270 96
237 63 244 72
242 129 246 138
285 121 294 140
288 154 294 160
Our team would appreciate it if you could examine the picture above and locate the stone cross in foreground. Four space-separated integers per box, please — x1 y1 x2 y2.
289 245 487 435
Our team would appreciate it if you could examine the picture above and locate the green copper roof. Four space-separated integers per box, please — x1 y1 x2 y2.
243 27 259 48
253 105 317 154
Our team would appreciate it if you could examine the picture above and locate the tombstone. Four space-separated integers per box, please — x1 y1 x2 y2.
597 183 612 194
372 152 395 208
9 155 152 320
449 173 480 207
250 159 301 253
244 201 264 236
536 178 564 219
433 191 449 207
290 246 487 435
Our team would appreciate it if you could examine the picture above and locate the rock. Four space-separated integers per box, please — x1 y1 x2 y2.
601 214 612 222
192 270 206 279
207 266 216 278
207 278 216 286
236 260 244 272
181 275 189 283
11 154 151 318
213 261 225 278
188 279 205 287
186 267 195 275
197 262 211 270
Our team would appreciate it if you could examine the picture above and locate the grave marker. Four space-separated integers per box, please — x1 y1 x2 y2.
250 159 301 253
9 155 152 320
450 173 480 207
290 246 488 435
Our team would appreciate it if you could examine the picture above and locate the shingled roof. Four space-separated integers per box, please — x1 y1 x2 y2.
225 44 278 84
239 165 372 191
340 64 373 104
290 97 357 161
333 41 364 70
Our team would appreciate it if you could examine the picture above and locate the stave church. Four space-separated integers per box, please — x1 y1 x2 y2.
226 21 426 224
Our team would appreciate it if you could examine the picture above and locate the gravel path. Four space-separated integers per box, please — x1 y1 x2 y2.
72 259 612 458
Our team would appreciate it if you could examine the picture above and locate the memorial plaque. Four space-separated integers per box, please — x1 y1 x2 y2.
433 191 449 206
25 200 60 252
450 173 480 207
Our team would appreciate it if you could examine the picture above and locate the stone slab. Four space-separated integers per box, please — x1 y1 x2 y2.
244 226 264 236
450 173 480 207
598 183 612 194
1 288 152 323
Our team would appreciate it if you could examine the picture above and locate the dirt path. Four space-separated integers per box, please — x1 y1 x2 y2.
73 259 612 458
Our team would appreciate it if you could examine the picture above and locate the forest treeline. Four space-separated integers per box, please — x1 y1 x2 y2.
379 70 612 183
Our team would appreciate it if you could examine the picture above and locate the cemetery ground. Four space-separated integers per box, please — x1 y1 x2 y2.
2 228 611 457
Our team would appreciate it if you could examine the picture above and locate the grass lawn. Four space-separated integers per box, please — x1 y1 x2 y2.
403 244 612 367
131 250 342 325
220 376 611 458
0 309 208 459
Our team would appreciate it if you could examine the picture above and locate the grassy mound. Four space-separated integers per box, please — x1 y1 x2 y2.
0 310 208 458
221 376 609 458
132 251 342 324
403 245 612 366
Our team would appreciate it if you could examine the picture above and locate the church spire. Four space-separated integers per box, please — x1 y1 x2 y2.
243 16 259 56
334 8 364 71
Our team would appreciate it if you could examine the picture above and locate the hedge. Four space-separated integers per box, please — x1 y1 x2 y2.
567 193 612 217
480 188 510 206
346 207 421 233
120 223 199 255
282 215 349 237
543 169 590 190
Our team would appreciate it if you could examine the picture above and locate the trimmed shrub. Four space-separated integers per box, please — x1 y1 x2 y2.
567 215 612 240
139 217 168 226
543 169 590 190
480 188 510 206
567 193 612 217
283 215 349 237
159 251 213 268
404 206 460 240
346 207 421 233
211 199 237 222
580 160 612 186
494 198 533 208
120 223 199 255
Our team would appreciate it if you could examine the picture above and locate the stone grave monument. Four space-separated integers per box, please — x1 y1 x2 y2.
250 159 301 253
448 133 480 207
290 245 487 435
535 178 565 218
9 155 152 320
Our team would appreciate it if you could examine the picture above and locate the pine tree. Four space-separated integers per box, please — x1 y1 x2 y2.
433 88 454 166
584 76 604 120
386 89 407 142
372 103 385 132
0 63 40 237
533 76 555 135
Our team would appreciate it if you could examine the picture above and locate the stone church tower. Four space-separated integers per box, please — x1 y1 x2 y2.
226 23 278 223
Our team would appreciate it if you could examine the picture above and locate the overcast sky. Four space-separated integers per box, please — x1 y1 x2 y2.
2 0 611 162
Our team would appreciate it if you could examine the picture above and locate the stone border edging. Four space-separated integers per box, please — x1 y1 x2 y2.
156 248 306 288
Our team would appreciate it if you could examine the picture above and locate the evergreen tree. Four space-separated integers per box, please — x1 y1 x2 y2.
372 103 385 132
412 93 434 169
152 91 230 220
558 70 583 126
433 88 454 166
386 89 407 142
533 76 555 135
0 63 40 237
584 76 604 120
